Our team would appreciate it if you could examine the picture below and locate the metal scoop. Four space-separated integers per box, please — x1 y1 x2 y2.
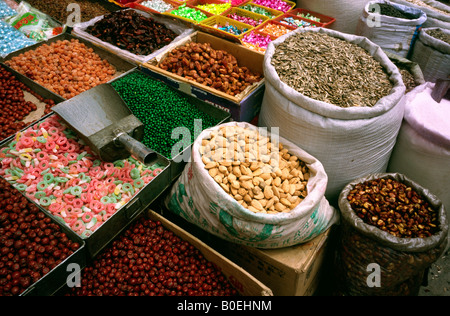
52 83 157 165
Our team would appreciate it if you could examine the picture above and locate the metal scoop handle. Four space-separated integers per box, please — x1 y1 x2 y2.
114 130 157 165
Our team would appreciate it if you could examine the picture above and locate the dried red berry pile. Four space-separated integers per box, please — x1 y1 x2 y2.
0 65 55 142
0 178 80 296
65 217 239 296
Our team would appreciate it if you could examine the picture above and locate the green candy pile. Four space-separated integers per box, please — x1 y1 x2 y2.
170 4 208 22
111 71 221 159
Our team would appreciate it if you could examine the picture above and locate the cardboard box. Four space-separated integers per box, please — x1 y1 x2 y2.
160 209 333 296
219 228 333 296
147 210 274 296
141 31 266 122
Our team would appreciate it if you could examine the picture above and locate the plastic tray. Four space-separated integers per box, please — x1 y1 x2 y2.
250 0 295 13
217 0 249 7
221 7 269 27
288 8 336 28
239 30 275 53
273 13 324 28
255 19 296 38
237 2 283 19
126 0 180 14
164 3 213 24
188 0 232 14
199 15 254 42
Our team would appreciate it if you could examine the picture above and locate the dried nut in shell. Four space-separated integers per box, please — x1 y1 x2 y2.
201 126 309 215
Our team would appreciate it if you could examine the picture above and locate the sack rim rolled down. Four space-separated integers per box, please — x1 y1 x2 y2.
363 0 427 26
263 27 406 121
191 121 330 226
418 27 450 55
338 172 449 253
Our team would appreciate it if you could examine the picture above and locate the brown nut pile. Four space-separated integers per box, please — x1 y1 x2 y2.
158 42 262 96
201 126 309 214
347 178 440 238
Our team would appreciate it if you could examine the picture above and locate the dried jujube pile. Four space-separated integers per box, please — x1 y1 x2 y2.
0 178 80 296
0 65 55 142
64 217 239 296
271 32 394 108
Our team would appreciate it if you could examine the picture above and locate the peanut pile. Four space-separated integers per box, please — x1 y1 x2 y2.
158 42 262 97
200 126 309 214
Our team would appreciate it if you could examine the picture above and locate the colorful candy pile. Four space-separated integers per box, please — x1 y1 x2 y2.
0 0 16 18
251 0 292 13
140 0 174 12
111 71 222 159
279 16 317 28
221 0 247 6
298 12 321 22
170 4 209 22
0 115 164 238
259 22 293 37
226 13 264 27
196 2 230 15
239 4 276 18
241 31 272 52
0 20 36 57
215 22 249 35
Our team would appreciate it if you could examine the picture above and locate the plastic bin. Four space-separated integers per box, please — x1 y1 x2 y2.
288 8 336 28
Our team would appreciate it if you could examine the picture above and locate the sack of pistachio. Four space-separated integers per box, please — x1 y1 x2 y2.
336 173 448 296
165 122 339 249
259 27 406 205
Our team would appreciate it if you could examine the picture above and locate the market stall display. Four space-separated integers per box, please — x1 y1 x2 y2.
391 0 450 29
336 173 448 295
259 28 406 205
0 177 86 296
410 27 450 83
0 20 36 57
73 9 193 64
0 64 63 142
165 122 338 249
355 0 426 58
388 81 450 216
24 0 121 24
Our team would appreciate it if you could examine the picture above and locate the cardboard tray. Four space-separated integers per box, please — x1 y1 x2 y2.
142 31 265 122
0 112 172 259
109 68 231 182
1 33 137 96
147 210 274 296
288 8 336 28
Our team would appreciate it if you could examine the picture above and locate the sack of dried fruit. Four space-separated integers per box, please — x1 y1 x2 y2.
355 0 426 58
336 173 448 296
165 122 339 249
259 27 406 205
410 27 450 83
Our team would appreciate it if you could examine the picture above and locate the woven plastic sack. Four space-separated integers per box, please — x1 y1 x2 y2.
295 0 370 34
391 0 450 29
336 173 448 296
385 51 425 93
259 27 406 204
410 27 450 83
355 0 426 58
165 122 339 249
